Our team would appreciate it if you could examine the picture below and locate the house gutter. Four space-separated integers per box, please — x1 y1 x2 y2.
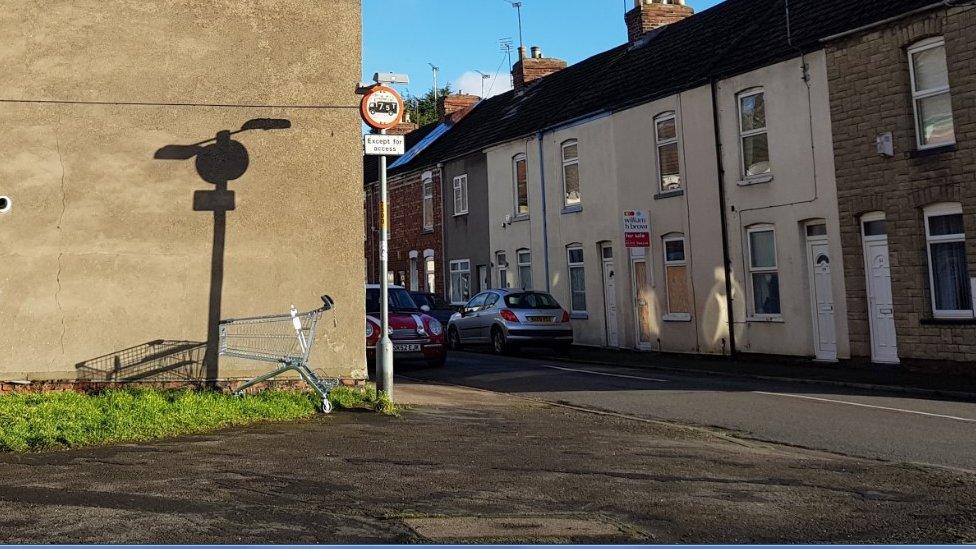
709 77 736 358
536 131 551 292
819 2 946 43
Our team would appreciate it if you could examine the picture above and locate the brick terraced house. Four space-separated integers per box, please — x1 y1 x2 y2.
825 3 976 366
363 95 480 293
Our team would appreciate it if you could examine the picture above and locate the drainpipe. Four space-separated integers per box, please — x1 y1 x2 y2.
710 77 737 358
536 131 551 292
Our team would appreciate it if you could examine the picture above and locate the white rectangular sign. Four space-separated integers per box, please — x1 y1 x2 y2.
623 210 650 248
364 134 405 156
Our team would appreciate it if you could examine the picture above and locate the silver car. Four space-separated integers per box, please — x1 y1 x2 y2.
447 289 574 354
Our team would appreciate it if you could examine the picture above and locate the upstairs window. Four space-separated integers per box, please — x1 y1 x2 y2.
924 203 972 318
561 140 581 207
747 225 781 317
738 89 770 178
513 154 529 216
452 174 468 216
655 112 681 191
909 37 955 148
422 174 434 231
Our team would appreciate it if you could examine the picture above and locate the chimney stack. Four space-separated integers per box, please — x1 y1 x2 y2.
438 94 481 123
512 45 567 93
626 0 693 43
386 110 419 135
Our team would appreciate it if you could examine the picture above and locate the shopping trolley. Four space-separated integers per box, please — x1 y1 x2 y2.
219 295 339 413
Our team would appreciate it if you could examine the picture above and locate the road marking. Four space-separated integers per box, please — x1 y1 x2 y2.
754 391 976 423
540 364 669 383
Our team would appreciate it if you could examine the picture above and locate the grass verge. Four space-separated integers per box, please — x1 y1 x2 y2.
328 384 400 416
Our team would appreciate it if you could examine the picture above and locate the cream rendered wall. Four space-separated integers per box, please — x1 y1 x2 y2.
610 86 730 354
486 138 546 296
542 117 620 347
717 51 851 359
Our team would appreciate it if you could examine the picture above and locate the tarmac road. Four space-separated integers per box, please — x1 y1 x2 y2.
401 350 976 472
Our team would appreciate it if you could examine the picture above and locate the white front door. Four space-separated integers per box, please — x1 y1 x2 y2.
862 224 899 364
806 234 837 361
602 245 619 348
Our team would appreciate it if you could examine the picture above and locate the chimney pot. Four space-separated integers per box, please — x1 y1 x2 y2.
531 46 542 59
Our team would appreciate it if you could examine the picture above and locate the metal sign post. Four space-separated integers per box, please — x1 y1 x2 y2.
360 76 407 399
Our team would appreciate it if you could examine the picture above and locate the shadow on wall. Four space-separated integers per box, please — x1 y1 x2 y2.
74 119 291 385
76 340 206 382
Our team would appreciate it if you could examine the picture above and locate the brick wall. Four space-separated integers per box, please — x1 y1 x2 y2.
826 6 976 365
363 166 444 296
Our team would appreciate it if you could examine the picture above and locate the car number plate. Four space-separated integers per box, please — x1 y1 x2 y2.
393 343 421 352
527 316 552 323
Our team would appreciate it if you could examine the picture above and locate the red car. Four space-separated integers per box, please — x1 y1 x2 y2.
366 284 446 368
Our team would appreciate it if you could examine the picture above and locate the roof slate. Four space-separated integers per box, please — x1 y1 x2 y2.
371 0 935 180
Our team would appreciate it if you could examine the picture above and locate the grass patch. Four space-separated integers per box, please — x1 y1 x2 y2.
0 388 322 453
328 384 401 416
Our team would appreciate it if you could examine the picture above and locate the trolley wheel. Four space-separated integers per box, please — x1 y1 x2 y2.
320 399 333 414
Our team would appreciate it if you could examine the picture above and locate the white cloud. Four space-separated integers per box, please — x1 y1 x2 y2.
451 70 513 98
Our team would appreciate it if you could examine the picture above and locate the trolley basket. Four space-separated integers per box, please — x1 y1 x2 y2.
219 295 338 413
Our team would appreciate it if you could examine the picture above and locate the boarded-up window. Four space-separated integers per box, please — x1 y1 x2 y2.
664 236 690 315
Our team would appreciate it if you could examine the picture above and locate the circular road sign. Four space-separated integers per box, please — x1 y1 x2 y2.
361 85 404 130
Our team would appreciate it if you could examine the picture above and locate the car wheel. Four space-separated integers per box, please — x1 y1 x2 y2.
491 328 509 355
448 327 463 350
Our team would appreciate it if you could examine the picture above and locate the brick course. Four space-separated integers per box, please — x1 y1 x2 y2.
826 6 976 366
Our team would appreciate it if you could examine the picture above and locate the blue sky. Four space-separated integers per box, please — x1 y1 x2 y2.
363 0 722 100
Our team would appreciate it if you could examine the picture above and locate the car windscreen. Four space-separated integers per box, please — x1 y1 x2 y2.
504 292 561 310
409 293 432 308
366 288 420 314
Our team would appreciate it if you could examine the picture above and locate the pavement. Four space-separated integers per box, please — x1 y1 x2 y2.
0 369 974 543
407 351 976 472
529 346 976 399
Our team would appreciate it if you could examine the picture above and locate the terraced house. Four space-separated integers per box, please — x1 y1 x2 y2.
367 0 973 371
825 2 976 367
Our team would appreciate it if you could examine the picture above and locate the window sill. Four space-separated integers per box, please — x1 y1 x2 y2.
570 312 589 320
421 228 434 234
663 313 692 322
654 189 684 200
511 214 529 223
920 316 976 325
909 143 956 158
746 315 784 323
562 204 583 214
737 174 774 186
453 212 468 218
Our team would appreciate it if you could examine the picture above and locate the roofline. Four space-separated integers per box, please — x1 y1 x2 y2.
820 1 946 43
